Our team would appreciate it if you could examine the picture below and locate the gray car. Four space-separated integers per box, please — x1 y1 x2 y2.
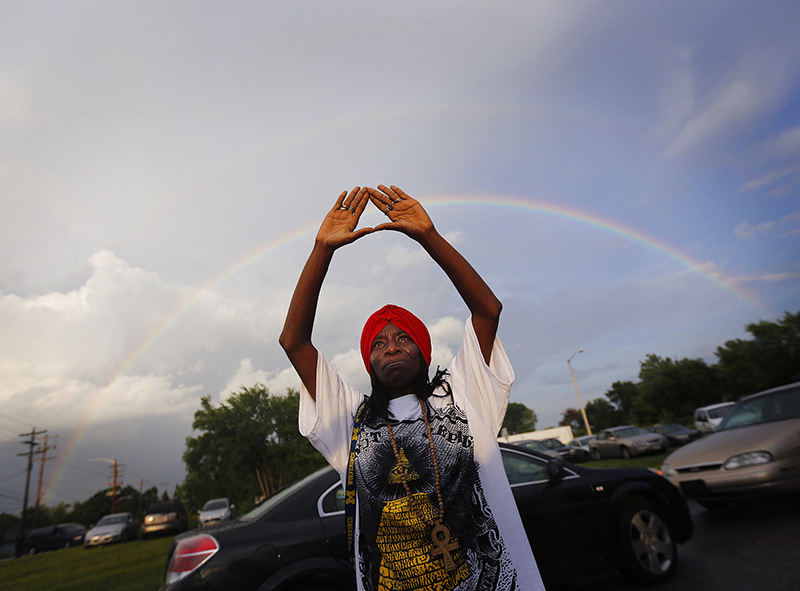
561 435 597 462
590 426 667 459
513 439 560 458
662 382 800 509
84 512 137 547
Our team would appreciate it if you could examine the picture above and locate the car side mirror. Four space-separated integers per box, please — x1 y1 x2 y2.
547 459 562 480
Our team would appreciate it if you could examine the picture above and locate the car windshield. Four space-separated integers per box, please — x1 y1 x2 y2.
96 515 127 526
708 405 735 419
616 427 647 437
658 424 683 433
718 387 800 430
29 526 55 536
147 503 178 514
516 440 547 451
239 468 330 523
202 500 228 511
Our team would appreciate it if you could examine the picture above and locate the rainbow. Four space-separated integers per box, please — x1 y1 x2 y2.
41 192 768 503
425 194 766 310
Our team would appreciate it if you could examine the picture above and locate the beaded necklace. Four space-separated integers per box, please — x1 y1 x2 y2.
385 398 460 573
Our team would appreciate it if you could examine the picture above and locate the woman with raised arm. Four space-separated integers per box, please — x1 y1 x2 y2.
280 185 544 591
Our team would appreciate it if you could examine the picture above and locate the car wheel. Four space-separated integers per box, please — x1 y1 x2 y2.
64 541 71 549
591 448 601 460
616 498 677 584
621 446 631 459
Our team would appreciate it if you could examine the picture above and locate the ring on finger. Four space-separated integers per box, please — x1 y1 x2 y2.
385 204 393 213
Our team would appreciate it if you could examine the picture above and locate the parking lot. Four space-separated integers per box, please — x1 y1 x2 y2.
573 495 800 590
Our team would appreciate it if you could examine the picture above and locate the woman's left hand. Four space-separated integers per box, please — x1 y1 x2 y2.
367 185 435 240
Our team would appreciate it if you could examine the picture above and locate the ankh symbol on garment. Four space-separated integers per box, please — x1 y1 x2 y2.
430 521 459 573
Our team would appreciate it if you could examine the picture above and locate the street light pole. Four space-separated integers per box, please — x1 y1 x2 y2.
568 349 592 435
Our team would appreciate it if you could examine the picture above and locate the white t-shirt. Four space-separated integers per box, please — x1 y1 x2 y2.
299 318 544 591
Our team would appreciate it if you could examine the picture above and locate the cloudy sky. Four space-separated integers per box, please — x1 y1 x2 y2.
1 1 798 510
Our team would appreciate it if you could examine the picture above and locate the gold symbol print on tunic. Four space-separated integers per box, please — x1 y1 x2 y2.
375 449 470 590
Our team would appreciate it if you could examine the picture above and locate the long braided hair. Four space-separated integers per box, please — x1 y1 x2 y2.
364 354 452 420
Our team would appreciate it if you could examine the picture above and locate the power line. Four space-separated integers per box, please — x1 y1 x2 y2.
59 458 110 477
0 423 25 436
0 412 35 428
0 469 29 481
0 484 24 495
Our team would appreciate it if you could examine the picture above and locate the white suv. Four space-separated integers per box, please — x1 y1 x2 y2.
693 402 736 433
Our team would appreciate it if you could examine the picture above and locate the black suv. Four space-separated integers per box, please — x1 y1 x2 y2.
142 500 188 539
160 445 692 590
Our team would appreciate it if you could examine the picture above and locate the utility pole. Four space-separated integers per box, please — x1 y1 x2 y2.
33 434 58 528
90 458 124 512
107 459 123 512
568 349 592 435
137 479 144 517
16 428 46 556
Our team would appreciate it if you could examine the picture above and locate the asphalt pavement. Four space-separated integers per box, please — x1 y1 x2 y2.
571 495 800 591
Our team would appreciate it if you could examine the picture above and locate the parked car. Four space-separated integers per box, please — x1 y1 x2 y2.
538 437 566 451
22 523 85 554
559 434 597 462
513 438 559 457
160 444 692 590
198 498 234 527
650 424 703 447
589 426 668 460
693 401 736 433
662 382 800 509
142 500 188 538
84 513 138 548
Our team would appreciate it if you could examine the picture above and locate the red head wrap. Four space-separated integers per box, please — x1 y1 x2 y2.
360 304 432 374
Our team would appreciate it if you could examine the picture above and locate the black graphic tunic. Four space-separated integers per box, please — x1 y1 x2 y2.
299 318 545 591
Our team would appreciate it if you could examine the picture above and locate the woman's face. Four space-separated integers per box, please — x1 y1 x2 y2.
369 323 422 392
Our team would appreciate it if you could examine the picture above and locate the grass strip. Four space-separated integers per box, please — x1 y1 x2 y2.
0 536 173 591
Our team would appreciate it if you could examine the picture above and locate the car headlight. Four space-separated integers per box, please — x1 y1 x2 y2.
723 451 773 470
662 465 676 477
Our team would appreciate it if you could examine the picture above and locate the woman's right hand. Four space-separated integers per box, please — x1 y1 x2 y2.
315 186 374 249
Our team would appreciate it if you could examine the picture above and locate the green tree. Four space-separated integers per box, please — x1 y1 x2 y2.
584 398 618 431
181 386 325 516
69 488 126 527
637 354 720 424
714 310 800 397
558 407 583 432
604 381 641 424
502 402 538 434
